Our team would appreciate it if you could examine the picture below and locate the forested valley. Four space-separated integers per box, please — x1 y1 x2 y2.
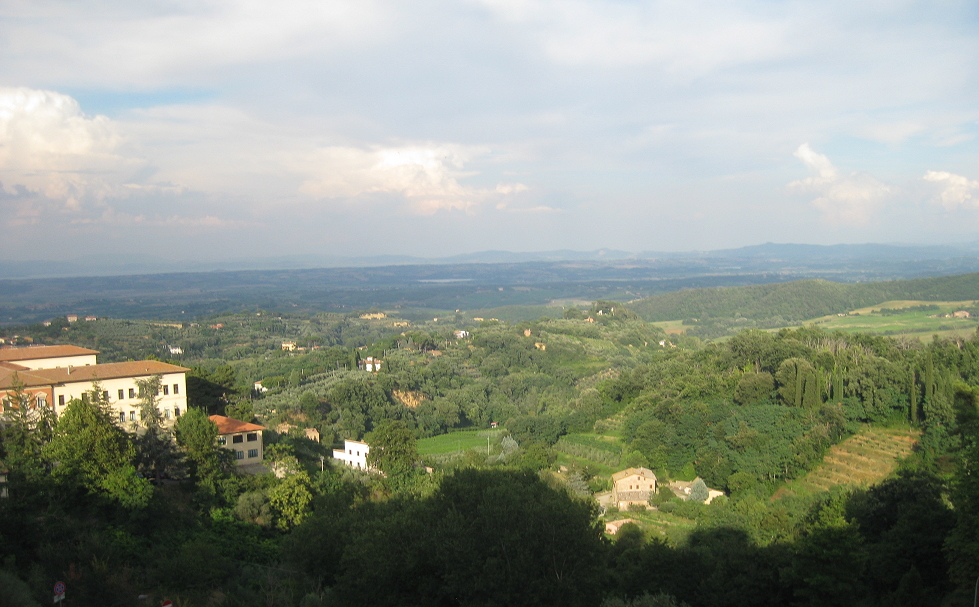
3 279 979 606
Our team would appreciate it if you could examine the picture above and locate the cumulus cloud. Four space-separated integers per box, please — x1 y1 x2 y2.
923 170 979 210
788 143 891 224
0 87 526 228
295 144 524 215
0 87 135 210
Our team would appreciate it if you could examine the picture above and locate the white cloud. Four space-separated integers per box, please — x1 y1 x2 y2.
788 143 891 224
1 0 389 87
923 170 979 210
0 88 524 225
295 144 502 214
0 87 139 211
476 0 788 73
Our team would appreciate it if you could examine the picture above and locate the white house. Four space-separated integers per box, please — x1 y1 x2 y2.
358 357 383 372
332 439 371 470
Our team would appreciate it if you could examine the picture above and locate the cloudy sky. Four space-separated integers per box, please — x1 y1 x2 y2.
1 0 978 262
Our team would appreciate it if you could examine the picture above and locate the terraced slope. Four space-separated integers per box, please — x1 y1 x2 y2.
780 427 919 497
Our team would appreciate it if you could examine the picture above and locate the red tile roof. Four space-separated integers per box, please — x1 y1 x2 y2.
0 345 99 362
209 415 267 435
0 360 189 391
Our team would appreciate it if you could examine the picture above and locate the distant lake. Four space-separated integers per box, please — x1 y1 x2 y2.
418 279 474 283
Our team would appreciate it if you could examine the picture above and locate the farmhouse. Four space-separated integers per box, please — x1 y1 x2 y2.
333 439 371 470
210 415 267 465
0 345 189 425
358 357 383 372
611 467 657 510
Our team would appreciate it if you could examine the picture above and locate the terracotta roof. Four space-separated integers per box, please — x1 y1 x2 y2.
0 345 99 362
612 467 657 482
0 360 189 391
209 415 267 435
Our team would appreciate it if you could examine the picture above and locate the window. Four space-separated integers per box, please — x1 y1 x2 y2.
235 451 244 460
164 409 171 419
232 435 244 444
218 436 227 445
103 391 109 401
246 433 257 442
130 411 136 421
174 407 180 417
36 394 46 408
128 388 135 399
163 385 169 395
118 389 125 400
58 395 65 407
247 449 258 458
173 384 179 394
119 412 125 423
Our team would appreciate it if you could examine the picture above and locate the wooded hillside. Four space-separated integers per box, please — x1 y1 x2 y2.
630 273 979 321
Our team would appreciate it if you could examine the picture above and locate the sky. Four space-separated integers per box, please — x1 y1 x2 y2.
1 0 978 262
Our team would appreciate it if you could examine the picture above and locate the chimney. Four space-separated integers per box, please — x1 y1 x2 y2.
67 365 72 374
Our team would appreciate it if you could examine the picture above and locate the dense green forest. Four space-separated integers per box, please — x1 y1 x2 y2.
3 282 979 605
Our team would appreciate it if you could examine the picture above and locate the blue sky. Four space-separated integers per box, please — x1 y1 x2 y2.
1 0 978 262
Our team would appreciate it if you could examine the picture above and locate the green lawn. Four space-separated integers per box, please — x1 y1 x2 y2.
417 429 505 456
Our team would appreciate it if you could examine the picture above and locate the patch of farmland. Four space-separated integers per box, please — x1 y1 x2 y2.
778 427 919 498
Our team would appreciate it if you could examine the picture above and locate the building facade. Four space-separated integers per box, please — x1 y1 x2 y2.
332 439 371 470
210 415 267 465
611 467 658 510
0 345 189 426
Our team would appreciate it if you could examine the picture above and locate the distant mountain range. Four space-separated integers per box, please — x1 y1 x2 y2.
3 242 979 279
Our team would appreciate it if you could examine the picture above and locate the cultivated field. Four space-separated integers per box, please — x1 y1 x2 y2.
417 429 505 457
807 299 977 338
777 427 919 498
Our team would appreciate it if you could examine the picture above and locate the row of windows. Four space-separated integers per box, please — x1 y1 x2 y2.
53 384 182 408
116 408 181 424
115 384 180 400
235 449 260 460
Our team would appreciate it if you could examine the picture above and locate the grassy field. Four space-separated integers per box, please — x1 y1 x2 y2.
417 429 505 456
776 426 919 499
651 320 687 335
604 509 697 544
806 300 977 337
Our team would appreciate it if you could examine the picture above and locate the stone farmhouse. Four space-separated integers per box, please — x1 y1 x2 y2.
0 345 189 425
611 467 658 510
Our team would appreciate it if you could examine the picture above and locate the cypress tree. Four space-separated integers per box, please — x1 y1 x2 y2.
924 353 935 405
833 370 844 402
795 361 805 408
909 369 919 425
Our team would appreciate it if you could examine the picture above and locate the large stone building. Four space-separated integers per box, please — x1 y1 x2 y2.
0 345 189 425
611 467 658 511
